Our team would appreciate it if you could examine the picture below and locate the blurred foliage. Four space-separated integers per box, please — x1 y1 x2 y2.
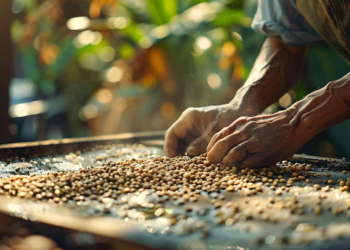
10 0 349 158
146 0 178 25
11 0 249 136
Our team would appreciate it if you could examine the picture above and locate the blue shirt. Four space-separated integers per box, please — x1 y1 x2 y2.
251 0 323 45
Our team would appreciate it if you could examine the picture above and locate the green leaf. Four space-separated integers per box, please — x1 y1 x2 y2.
213 9 245 27
76 39 110 56
121 23 146 43
119 43 134 59
146 0 178 25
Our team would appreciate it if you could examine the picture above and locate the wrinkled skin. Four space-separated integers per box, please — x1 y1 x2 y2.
164 104 245 157
165 35 350 167
207 74 350 168
207 109 305 168
164 37 309 160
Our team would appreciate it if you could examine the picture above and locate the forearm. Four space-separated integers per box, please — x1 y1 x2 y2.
291 73 350 142
230 37 309 115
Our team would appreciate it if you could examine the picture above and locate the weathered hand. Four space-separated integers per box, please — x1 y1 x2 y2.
207 109 305 168
164 37 311 159
164 104 244 157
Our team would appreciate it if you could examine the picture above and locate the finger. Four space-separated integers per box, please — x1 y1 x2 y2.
238 153 264 169
207 132 247 163
222 143 248 166
186 136 209 157
207 127 229 152
164 121 190 157
207 117 248 151
164 129 179 157
207 125 237 152
222 138 261 165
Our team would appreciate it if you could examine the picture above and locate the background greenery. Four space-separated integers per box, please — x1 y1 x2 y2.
10 0 350 158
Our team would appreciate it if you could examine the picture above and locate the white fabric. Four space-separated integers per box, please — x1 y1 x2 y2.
251 0 323 45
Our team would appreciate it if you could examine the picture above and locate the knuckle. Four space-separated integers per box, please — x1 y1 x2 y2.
220 127 230 137
245 121 257 129
327 80 337 91
184 107 199 116
285 107 298 119
210 132 220 142
216 138 229 149
240 116 249 121
227 124 236 133
235 116 249 126
213 129 225 140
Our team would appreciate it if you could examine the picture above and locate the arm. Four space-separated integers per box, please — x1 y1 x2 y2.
292 73 350 142
230 36 309 115
164 36 308 158
207 73 350 168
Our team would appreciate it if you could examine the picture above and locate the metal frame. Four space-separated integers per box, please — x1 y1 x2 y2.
0 131 165 159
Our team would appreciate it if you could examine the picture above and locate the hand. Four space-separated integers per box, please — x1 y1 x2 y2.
164 104 245 157
207 109 306 168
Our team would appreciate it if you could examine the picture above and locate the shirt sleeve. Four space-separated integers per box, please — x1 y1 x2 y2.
251 0 323 45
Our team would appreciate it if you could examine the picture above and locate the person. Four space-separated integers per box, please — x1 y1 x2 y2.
164 0 350 168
